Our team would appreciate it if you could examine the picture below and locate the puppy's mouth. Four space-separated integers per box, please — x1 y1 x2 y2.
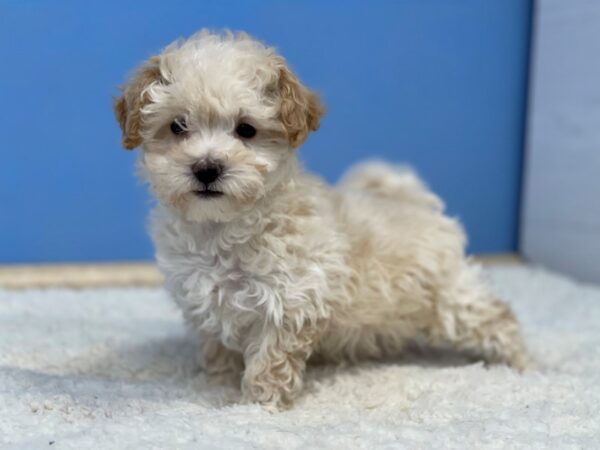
193 189 224 199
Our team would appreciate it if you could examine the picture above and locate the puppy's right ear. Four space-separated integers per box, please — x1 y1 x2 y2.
113 56 164 150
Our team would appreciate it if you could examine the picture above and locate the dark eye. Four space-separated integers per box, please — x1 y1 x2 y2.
170 119 187 135
235 122 256 139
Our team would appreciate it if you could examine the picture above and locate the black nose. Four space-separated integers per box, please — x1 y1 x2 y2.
192 162 222 186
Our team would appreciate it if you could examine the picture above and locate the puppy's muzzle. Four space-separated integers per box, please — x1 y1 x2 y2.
192 160 223 187
191 160 225 198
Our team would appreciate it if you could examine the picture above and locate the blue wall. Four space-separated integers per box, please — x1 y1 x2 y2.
0 0 532 263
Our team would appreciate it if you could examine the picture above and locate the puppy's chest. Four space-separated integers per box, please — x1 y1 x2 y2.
159 232 287 346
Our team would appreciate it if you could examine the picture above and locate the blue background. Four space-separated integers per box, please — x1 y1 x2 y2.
0 0 532 263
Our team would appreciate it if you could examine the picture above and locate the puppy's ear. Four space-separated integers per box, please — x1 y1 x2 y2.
275 59 325 148
113 56 164 150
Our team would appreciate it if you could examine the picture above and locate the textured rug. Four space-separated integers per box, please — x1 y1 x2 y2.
1 265 599 449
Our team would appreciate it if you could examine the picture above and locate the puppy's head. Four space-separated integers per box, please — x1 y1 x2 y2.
114 30 324 222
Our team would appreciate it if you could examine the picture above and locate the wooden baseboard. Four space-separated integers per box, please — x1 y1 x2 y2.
474 253 523 265
0 262 163 290
0 254 522 290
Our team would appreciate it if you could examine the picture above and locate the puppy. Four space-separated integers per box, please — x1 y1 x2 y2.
114 30 529 410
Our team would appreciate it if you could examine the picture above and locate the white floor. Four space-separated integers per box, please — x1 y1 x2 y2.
1 266 599 449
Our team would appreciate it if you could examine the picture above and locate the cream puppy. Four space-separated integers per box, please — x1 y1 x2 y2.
114 30 529 410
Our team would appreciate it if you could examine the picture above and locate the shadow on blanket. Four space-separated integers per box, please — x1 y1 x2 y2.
9 335 483 410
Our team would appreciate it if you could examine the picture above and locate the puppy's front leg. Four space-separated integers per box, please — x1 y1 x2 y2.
241 324 318 410
199 332 244 385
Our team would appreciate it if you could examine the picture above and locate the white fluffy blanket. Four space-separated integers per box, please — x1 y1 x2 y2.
1 266 599 449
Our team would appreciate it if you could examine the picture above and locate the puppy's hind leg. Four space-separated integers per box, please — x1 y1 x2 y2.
428 264 530 371
338 161 444 211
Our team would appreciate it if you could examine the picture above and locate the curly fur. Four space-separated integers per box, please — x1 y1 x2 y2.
114 30 529 410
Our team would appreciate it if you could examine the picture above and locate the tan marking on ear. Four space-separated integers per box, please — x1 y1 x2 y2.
113 56 164 150
276 60 325 148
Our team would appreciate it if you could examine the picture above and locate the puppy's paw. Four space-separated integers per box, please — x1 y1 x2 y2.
241 380 293 412
240 395 283 413
505 349 538 373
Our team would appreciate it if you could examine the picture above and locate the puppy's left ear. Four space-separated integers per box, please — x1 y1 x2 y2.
274 58 325 148
113 56 164 150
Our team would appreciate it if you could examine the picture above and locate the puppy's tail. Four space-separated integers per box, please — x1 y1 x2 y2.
338 160 444 211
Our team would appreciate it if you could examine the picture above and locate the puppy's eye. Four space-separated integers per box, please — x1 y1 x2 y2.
170 119 187 136
235 123 257 139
